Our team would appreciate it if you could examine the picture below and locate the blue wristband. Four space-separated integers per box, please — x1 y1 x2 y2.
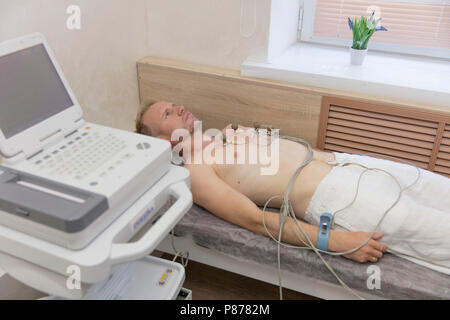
317 212 333 251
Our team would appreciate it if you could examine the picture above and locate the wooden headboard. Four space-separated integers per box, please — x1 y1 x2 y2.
137 57 323 145
137 56 450 172
317 97 450 177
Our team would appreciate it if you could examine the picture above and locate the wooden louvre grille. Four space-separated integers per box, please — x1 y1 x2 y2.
317 97 450 177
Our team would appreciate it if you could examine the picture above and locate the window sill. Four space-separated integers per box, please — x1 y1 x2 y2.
241 43 450 108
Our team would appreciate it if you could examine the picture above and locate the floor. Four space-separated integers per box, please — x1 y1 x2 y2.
0 273 47 300
1 251 318 300
160 253 319 300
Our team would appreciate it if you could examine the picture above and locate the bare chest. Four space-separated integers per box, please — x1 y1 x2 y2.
211 138 312 205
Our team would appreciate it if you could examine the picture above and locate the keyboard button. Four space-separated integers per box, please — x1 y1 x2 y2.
136 142 150 150
42 131 128 180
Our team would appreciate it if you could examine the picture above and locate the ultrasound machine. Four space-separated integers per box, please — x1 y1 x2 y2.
0 33 193 299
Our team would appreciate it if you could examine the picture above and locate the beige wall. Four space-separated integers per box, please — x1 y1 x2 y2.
146 0 271 69
0 0 271 132
0 0 148 131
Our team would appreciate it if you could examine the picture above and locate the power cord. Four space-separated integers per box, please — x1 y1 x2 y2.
170 229 189 267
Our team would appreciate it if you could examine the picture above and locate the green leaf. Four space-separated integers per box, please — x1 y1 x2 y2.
350 14 380 49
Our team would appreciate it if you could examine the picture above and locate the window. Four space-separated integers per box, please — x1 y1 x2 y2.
300 0 450 59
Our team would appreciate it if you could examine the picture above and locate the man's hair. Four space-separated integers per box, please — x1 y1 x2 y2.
135 100 157 136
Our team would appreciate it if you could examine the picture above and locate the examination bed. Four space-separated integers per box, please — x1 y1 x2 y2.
158 203 450 300
139 56 450 300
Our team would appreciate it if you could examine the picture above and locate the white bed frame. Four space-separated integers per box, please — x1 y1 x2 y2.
0 233 383 300
157 234 384 300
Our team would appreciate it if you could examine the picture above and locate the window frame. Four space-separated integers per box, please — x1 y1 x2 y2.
299 0 450 60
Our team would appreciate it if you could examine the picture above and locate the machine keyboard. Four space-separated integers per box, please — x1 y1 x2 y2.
33 131 127 180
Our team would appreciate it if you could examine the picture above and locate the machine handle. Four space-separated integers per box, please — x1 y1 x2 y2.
109 182 192 265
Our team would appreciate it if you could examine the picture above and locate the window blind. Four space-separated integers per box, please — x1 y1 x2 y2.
313 0 450 49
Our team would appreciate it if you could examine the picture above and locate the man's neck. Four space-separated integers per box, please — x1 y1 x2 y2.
174 132 216 157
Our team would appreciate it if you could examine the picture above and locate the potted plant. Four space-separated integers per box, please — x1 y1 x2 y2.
348 12 387 65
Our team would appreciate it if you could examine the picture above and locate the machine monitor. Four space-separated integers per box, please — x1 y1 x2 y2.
0 44 74 139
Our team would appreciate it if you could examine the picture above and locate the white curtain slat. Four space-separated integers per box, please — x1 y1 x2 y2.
317 4 444 13
316 19 444 30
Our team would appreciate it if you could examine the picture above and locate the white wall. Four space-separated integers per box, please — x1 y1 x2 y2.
0 0 149 131
145 0 271 69
267 0 301 62
0 0 272 132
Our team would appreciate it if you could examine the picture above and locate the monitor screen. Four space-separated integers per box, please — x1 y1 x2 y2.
0 44 74 139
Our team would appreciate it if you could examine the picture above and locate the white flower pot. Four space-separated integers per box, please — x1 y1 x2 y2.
350 47 368 65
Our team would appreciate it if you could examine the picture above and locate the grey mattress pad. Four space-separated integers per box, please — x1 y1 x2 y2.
172 204 450 300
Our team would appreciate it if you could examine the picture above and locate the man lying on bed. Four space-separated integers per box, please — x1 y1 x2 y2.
136 101 450 274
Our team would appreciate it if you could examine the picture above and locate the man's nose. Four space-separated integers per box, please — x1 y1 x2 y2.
177 105 185 116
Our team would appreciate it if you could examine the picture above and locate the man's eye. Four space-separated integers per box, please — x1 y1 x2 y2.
164 112 169 119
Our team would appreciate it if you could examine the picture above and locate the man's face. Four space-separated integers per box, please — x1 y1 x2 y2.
142 101 197 142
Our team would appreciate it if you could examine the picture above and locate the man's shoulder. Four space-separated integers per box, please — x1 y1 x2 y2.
184 162 217 175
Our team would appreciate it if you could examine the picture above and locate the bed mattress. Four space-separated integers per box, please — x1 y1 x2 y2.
173 204 450 300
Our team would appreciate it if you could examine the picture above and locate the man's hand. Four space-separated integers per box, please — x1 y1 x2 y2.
333 231 388 263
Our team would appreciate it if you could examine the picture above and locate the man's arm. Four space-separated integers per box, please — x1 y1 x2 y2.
186 164 386 263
